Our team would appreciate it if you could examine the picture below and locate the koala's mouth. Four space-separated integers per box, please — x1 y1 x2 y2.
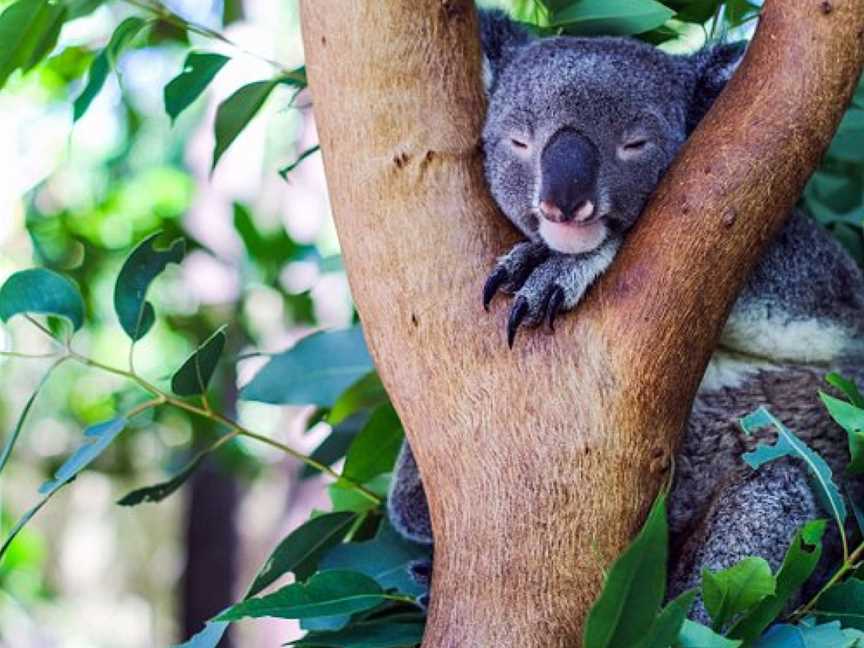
538 218 608 255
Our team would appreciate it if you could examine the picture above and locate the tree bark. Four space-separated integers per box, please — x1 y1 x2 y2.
300 1 864 646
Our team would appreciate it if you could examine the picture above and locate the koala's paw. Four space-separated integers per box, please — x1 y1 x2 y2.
482 240 550 310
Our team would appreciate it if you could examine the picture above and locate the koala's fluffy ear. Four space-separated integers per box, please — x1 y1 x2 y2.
478 9 530 93
686 42 747 133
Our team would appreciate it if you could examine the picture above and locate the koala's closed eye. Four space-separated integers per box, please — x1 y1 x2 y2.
617 136 653 161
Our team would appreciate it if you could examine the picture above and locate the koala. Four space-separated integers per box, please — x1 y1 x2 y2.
388 8 864 622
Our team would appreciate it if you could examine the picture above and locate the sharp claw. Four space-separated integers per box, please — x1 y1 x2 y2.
483 266 509 312
546 286 565 331
507 297 529 348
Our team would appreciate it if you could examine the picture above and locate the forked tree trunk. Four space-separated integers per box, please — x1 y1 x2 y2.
299 1 864 646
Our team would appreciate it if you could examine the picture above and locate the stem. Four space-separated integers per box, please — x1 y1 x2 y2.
120 0 305 82
708 3 724 41
791 539 864 620
60 339 382 505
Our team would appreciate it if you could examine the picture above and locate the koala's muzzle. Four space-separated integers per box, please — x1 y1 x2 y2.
538 129 599 224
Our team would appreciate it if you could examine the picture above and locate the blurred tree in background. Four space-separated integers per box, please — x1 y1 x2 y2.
0 1 861 647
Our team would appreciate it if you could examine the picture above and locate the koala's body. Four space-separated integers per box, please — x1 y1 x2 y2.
388 9 864 620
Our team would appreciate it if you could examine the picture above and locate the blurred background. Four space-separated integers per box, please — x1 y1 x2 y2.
0 0 861 646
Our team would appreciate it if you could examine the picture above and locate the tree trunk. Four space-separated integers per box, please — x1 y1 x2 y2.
299 2 864 646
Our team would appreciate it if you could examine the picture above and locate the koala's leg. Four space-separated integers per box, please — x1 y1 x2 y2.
668 460 817 624
723 209 864 363
387 442 433 545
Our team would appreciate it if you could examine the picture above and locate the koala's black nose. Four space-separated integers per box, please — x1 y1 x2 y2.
539 129 599 224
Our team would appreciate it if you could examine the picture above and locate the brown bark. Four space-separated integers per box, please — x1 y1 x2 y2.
299 1 864 646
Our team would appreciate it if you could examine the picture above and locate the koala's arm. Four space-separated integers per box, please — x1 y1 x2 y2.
484 238 621 346
722 210 864 364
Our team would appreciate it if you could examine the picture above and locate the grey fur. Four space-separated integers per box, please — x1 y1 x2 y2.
387 8 864 618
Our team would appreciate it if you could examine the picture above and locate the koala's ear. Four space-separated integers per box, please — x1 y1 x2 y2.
478 9 530 93
686 42 747 133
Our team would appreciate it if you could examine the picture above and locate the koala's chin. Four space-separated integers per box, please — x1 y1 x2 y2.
538 218 608 255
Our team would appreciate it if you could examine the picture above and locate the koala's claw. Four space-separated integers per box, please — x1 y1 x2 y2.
507 296 530 348
483 266 509 311
545 285 565 331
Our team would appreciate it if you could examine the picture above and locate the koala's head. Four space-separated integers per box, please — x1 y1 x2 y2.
480 11 744 255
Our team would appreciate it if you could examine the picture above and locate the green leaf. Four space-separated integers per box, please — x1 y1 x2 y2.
827 373 864 409
550 0 675 35
583 495 669 648
321 520 431 598
290 621 425 647
660 0 722 24
813 578 864 631
72 16 149 121
329 475 389 514
65 0 105 20
0 0 67 90
117 451 208 506
329 371 388 426
341 404 403 485
171 620 229 648
171 326 227 396
740 407 847 528
113 233 185 341
0 358 64 475
247 512 357 598
211 79 279 171
702 557 775 631
634 589 697 648
820 391 864 475
677 620 742 647
279 145 321 180
40 417 127 494
217 570 386 621
753 620 851 648
302 411 369 479
0 268 85 331
164 51 229 123
240 327 374 407
729 520 826 642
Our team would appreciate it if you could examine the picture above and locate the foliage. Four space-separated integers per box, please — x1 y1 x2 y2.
1 0 863 646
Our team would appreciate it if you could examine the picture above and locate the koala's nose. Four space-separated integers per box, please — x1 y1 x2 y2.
539 198 595 224
539 128 599 224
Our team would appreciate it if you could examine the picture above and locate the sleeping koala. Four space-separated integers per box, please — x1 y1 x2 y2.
388 9 864 620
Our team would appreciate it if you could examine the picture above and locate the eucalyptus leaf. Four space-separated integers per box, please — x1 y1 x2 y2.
164 51 229 123
729 520 826 642
677 620 742 647
812 578 864 631
321 520 431 598
820 392 864 475
702 557 775 631
0 268 85 331
634 589 697 648
171 326 227 396
740 407 847 528
73 16 149 121
329 371 388 426
217 570 386 621
240 327 373 407
40 417 127 494
290 621 425 647
279 145 321 180
247 512 357 597
0 0 67 90
170 620 229 648
114 233 185 341
583 495 669 648
0 358 65 475
212 79 279 170
550 0 674 36
342 404 404 485
827 373 864 409
117 451 208 506
753 620 851 648
302 411 370 479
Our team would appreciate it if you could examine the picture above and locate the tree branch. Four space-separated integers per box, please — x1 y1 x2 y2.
299 1 864 645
